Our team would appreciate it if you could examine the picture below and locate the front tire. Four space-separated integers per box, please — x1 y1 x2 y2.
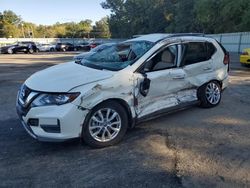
28 48 34 54
82 101 128 148
7 48 13 54
198 81 221 108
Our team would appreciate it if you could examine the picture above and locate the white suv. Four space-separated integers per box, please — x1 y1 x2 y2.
16 34 229 148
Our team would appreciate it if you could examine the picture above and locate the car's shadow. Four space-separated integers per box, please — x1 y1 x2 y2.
0 117 182 187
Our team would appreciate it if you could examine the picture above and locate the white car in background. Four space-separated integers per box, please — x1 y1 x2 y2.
36 43 56 52
16 34 229 148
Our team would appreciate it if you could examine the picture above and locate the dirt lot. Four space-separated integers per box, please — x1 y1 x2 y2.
0 52 249 187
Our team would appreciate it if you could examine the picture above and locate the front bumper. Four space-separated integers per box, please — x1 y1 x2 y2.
16 95 89 142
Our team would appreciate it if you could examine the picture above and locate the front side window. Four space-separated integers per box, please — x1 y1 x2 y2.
143 44 178 72
79 41 154 71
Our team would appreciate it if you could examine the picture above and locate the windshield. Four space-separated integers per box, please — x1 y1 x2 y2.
79 41 154 71
91 43 113 53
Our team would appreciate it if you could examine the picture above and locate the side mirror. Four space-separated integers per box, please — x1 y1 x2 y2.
139 72 151 97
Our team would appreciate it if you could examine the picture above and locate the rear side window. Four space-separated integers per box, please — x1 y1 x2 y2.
207 42 216 57
181 42 216 66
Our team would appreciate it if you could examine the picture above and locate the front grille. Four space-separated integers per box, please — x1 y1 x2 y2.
17 85 39 117
20 85 32 102
16 101 29 117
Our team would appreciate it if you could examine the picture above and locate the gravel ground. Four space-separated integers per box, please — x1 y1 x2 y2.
0 52 249 187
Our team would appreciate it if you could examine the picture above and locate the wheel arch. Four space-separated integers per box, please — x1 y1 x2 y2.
197 79 222 98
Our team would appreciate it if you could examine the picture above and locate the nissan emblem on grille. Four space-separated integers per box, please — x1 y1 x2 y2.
21 87 26 99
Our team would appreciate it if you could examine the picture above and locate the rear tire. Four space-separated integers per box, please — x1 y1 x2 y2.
198 81 221 108
82 101 128 148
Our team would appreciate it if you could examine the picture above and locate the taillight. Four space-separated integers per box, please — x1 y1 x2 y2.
241 51 249 55
223 53 230 65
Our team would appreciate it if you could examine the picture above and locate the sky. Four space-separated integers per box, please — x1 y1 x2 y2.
0 0 111 25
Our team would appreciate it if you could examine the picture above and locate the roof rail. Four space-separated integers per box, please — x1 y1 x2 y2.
168 33 205 37
154 33 205 43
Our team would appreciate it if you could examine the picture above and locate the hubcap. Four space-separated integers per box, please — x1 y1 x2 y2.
89 108 121 142
205 82 221 105
8 48 13 54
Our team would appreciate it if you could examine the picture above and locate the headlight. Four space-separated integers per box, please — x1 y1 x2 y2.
31 92 80 107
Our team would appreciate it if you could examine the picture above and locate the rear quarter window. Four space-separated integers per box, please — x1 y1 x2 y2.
182 42 208 66
181 42 216 66
206 42 216 57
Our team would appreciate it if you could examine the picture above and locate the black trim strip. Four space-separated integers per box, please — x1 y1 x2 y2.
136 100 199 124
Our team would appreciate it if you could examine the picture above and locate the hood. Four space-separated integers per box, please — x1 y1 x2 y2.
25 62 114 92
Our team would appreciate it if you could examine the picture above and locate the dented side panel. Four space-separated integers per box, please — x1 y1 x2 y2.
133 68 198 118
71 71 137 118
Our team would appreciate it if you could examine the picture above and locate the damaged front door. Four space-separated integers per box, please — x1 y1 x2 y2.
135 44 187 118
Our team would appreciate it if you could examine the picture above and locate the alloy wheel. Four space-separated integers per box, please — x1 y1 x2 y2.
205 82 221 105
89 108 121 142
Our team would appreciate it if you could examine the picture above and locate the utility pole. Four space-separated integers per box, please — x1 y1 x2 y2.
30 26 34 38
21 23 25 38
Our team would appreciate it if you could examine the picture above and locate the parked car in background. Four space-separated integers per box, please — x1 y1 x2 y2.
240 48 250 67
77 42 91 51
90 42 102 49
37 43 56 52
73 43 115 63
75 41 102 51
16 34 229 148
55 42 76 51
0 41 38 54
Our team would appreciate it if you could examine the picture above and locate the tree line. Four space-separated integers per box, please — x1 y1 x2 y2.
1 0 250 39
0 10 111 38
101 0 250 38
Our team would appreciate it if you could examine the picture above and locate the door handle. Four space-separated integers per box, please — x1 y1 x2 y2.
203 67 212 71
172 75 185 79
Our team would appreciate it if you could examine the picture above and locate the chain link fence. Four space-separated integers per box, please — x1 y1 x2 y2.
206 32 250 53
0 38 125 47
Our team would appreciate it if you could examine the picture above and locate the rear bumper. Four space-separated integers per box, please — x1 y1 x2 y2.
222 75 229 90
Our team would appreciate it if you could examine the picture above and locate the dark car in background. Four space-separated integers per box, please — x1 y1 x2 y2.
90 42 102 49
77 42 91 51
76 42 103 51
0 41 38 54
55 42 77 51
73 42 115 63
